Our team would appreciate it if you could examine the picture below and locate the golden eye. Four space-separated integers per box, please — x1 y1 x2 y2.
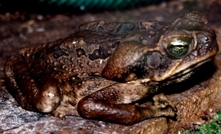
167 39 191 58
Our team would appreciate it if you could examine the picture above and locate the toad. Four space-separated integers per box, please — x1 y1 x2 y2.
4 11 218 125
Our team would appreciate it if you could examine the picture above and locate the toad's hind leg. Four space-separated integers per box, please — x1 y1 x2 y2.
77 82 176 125
4 56 61 113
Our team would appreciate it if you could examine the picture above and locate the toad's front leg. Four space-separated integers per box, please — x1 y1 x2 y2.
4 56 61 113
77 82 176 125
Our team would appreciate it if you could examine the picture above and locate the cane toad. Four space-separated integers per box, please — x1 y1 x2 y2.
4 11 218 125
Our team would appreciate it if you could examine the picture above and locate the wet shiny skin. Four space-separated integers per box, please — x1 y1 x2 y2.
4 11 218 125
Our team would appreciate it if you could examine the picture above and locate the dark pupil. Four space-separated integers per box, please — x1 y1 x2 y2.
169 45 188 57
166 38 191 59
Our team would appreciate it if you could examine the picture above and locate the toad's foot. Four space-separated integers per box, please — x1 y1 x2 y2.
77 83 177 125
149 93 177 117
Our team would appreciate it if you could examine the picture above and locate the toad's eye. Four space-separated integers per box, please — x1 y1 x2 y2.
166 39 191 59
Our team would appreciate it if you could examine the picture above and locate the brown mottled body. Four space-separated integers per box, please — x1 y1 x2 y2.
4 12 218 125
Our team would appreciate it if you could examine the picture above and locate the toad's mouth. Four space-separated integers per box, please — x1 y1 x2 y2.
167 58 212 81
128 58 213 85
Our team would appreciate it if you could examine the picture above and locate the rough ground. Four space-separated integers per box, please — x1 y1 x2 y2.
1 0 221 133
